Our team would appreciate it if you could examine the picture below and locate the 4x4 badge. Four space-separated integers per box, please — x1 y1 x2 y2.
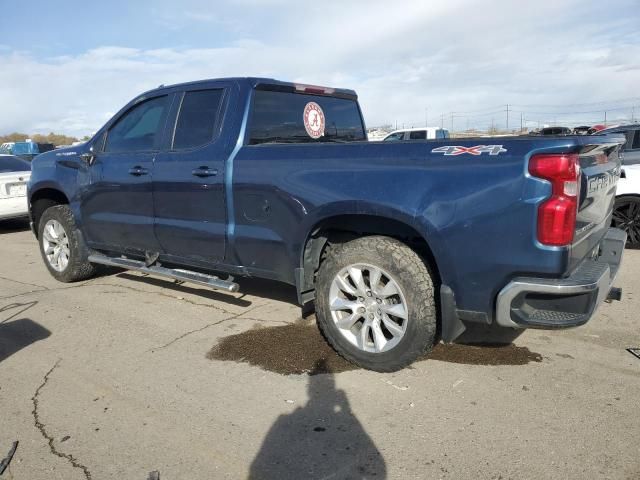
431 145 507 156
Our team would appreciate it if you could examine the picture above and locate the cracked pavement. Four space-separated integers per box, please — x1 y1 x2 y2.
1 221 640 479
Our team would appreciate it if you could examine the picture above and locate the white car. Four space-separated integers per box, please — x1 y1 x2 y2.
382 127 450 141
0 154 31 221
613 164 640 248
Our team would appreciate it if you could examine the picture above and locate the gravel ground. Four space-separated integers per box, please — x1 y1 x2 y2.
1 219 639 479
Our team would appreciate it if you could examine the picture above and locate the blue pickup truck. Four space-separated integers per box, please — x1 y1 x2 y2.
27 77 627 371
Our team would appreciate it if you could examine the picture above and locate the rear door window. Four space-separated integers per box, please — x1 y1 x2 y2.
409 130 427 140
632 130 640 150
249 90 366 144
105 95 168 153
172 89 224 150
623 130 635 150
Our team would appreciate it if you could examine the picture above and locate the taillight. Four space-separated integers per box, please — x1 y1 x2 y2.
529 153 580 246
294 83 335 95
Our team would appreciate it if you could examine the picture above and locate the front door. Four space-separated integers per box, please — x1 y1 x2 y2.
81 94 170 253
152 87 230 262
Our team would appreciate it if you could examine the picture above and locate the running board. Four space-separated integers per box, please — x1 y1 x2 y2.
88 254 239 292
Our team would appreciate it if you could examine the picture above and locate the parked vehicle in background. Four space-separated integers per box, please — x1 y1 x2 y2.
597 124 640 165
588 124 607 134
573 126 591 135
540 126 572 135
28 77 627 371
382 127 450 141
612 163 640 248
0 141 55 161
0 155 31 221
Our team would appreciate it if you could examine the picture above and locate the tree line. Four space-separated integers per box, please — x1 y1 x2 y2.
0 132 90 146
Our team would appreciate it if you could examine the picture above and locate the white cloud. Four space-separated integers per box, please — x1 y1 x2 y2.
1 0 640 136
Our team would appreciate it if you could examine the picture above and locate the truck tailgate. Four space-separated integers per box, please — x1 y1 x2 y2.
570 136 624 271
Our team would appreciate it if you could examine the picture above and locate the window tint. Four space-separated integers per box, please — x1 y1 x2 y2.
409 130 427 140
0 155 31 172
249 90 366 144
632 130 640 150
173 89 224 149
105 96 168 153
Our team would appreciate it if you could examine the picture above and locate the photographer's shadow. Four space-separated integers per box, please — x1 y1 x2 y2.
249 359 386 480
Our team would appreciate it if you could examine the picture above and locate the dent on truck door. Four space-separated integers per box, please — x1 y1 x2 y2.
80 94 169 252
152 87 228 261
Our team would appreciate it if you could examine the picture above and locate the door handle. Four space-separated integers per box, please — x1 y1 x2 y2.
128 166 149 176
192 166 218 178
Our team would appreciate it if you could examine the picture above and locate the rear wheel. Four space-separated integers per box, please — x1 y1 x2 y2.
38 205 98 282
315 236 436 372
612 196 640 248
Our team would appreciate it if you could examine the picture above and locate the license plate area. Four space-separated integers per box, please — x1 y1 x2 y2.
7 183 26 197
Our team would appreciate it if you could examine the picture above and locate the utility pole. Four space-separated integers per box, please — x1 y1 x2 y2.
440 113 444 129
632 106 636 122
450 112 454 133
505 104 510 131
520 112 523 132
604 111 607 126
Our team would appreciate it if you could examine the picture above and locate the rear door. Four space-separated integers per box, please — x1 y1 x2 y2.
152 85 231 262
80 93 170 253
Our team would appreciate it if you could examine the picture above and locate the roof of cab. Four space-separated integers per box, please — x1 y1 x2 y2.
148 77 357 99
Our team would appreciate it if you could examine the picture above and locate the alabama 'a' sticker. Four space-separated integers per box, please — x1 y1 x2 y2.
303 102 325 138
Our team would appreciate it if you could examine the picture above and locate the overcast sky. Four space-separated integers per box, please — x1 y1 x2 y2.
2 0 640 136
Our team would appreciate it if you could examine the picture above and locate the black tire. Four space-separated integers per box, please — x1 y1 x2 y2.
37 205 98 282
612 195 640 249
315 236 436 372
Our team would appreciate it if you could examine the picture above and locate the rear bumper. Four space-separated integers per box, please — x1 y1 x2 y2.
496 228 626 328
0 196 29 221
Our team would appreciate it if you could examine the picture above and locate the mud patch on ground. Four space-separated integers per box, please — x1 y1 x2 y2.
429 342 543 366
207 321 357 375
207 320 544 374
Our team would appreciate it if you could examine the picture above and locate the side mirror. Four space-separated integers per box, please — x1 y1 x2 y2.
80 145 96 165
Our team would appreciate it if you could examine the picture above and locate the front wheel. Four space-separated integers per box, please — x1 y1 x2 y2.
315 236 437 372
38 205 98 282
612 196 640 248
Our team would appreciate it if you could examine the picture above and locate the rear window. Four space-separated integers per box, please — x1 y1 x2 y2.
249 90 366 145
632 130 640 150
173 89 224 150
0 155 31 173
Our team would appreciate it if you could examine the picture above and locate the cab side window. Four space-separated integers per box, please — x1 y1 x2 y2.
172 89 224 150
409 130 427 140
104 96 168 153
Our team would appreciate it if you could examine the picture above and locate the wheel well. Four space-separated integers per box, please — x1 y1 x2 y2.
30 189 69 236
300 214 440 294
